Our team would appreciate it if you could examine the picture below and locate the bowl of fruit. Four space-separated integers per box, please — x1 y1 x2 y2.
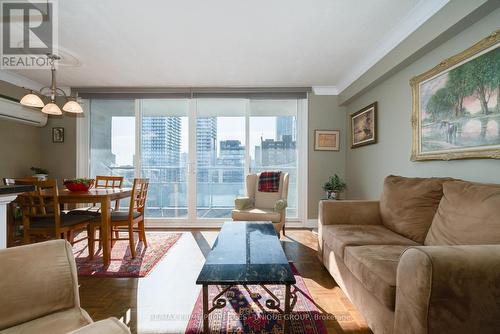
63 178 95 192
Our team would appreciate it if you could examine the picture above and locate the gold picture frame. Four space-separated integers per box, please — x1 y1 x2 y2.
314 130 340 151
411 30 500 161
351 102 377 148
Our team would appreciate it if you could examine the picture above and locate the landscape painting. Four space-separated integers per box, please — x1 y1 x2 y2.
411 31 500 160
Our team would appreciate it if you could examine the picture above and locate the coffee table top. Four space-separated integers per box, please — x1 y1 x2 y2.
196 222 296 285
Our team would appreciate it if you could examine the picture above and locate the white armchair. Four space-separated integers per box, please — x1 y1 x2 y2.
231 172 289 235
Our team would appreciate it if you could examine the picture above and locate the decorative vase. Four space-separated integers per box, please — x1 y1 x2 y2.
32 174 48 181
326 191 339 200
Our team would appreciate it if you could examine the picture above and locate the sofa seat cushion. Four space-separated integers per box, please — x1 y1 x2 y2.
1 307 92 334
380 175 451 243
344 245 410 309
322 225 419 259
425 180 500 245
67 318 130 334
231 208 281 222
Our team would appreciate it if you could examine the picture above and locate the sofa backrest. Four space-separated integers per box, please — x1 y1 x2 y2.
0 240 79 330
425 180 500 246
380 175 451 244
246 172 289 209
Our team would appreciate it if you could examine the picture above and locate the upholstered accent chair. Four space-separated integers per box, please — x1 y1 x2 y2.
232 172 289 235
0 240 130 334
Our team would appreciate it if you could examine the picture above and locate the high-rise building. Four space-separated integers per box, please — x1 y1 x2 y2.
142 116 181 181
258 134 296 166
217 140 245 182
276 116 297 141
196 117 217 181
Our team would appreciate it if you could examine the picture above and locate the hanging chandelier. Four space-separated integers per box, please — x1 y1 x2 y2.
20 54 83 115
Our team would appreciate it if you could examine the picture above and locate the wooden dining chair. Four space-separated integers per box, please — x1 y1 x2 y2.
3 177 39 246
16 179 94 246
88 178 149 258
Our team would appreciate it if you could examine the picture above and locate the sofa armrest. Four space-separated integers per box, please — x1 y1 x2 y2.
319 200 382 226
67 318 131 334
234 197 254 210
395 245 500 334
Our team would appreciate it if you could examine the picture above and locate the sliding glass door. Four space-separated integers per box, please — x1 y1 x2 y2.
88 97 305 224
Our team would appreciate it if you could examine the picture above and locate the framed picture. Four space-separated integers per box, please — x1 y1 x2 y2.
351 102 377 148
411 30 500 161
52 127 64 143
314 130 340 151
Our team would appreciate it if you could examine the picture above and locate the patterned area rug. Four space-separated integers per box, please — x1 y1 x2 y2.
73 232 182 278
185 264 328 334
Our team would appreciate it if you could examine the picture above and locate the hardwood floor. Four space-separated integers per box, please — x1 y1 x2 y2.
79 229 371 334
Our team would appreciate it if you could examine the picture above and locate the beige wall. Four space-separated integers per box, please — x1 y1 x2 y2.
0 119 42 178
308 94 346 218
39 115 77 184
344 8 500 199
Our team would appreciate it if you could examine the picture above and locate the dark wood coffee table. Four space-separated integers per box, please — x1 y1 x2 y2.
196 221 296 333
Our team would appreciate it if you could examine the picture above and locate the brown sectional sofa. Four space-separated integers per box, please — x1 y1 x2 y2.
318 175 500 334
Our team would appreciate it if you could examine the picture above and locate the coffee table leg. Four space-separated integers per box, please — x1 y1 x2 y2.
284 284 291 333
203 284 209 333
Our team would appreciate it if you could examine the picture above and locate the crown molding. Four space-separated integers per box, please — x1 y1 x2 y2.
336 0 450 94
312 86 339 95
0 70 44 91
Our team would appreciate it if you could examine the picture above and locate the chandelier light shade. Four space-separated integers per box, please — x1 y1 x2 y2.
62 100 83 113
19 54 83 116
20 93 45 108
41 102 63 115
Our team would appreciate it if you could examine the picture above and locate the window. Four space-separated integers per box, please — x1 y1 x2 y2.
86 96 306 223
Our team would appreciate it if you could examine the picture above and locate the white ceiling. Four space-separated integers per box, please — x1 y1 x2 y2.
8 0 448 91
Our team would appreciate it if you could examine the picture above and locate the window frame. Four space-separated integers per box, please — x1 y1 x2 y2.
76 97 308 227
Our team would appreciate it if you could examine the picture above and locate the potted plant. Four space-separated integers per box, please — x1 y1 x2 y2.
322 174 346 200
30 167 49 180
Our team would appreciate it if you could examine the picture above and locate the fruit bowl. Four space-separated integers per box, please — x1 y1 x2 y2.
64 178 95 192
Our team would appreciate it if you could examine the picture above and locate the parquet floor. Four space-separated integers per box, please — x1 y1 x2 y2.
79 229 372 334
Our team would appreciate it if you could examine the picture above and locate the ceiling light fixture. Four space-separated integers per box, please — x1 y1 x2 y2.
20 53 83 115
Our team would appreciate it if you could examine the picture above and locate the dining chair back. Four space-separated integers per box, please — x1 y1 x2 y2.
130 178 149 217
16 179 93 245
94 175 124 210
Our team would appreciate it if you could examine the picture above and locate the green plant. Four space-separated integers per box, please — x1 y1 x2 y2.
322 174 346 193
30 166 49 175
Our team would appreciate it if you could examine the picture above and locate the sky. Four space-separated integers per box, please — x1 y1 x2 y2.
111 116 282 166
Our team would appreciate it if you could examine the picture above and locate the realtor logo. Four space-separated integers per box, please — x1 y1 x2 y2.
1 0 58 69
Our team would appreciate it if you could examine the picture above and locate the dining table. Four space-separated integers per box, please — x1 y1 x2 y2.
57 187 132 267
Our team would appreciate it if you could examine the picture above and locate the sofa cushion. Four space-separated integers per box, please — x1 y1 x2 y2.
322 225 418 259
231 208 281 222
1 307 92 334
380 175 450 244
344 245 409 310
425 181 500 245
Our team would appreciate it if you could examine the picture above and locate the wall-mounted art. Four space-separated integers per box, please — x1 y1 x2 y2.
351 102 377 148
314 130 340 151
411 30 500 161
52 127 64 143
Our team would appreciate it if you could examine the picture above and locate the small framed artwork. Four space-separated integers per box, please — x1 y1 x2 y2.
351 102 377 148
314 130 340 151
52 127 64 143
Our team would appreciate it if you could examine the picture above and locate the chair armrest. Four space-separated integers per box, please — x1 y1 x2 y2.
274 199 287 212
234 197 254 210
319 200 382 226
67 318 131 334
395 245 500 334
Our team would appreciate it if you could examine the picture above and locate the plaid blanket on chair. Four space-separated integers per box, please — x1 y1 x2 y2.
258 171 281 192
